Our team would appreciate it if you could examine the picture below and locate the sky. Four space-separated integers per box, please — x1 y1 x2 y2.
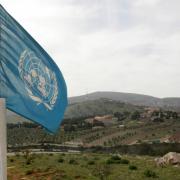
1 0 180 98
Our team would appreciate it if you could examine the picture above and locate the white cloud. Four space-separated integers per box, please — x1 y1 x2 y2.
1 0 180 97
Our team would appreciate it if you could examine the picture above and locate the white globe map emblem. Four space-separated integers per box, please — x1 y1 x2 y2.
18 49 58 110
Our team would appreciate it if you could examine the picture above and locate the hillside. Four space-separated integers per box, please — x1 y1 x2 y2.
7 96 180 148
69 91 180 110
65 98 143 119
7 91 180 124
7 98 143 123
7 153 180 180
8 152 180 180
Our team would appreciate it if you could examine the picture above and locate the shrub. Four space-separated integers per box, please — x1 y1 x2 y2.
106 158 121 164
144 169 158 178
111 155 121 161
88 160 95 165
120 159 129 164
106 156 129 164
69 159 78 164
26 158 32 165
10 158 14 163
26 156 34 165
129 165 137 170
58 158 64 163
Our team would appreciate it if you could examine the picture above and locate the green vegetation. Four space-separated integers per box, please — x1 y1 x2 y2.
131 111 141 120
87 160 95 165
6 98 180 179
68 159 78 164
7 98 180 150
129 165 138 170
58 157 64 163
7 117 180 148
106 155 122 164
106 155 129 165
65 99 143 119
144 169 158 178
7 153 180 180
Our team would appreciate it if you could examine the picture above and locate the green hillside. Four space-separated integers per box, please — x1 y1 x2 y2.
65 98 143 119
69 92 180 111
7 98 143 123
8 153 180 180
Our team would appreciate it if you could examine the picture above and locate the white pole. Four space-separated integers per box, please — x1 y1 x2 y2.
0 99 7 180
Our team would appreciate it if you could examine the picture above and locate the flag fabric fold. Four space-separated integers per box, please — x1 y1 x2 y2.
0 5 68 133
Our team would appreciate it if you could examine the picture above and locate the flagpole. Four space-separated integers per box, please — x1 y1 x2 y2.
0 98 7 180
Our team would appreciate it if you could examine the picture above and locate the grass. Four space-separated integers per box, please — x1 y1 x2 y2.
7 152 180 180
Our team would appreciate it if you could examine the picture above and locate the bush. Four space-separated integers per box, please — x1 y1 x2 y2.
111 155 121 161
26 159 32 165
26 156 34 165
48 153 54 156
120 159 129 164
58 158 64 163
69 159 78 165
88 160 95 165
106 156 129 164
129 165 137 170
10 158 14 163
144 169 158 178
106 159 121 164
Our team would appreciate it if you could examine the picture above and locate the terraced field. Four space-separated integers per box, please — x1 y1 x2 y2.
73 119 180 147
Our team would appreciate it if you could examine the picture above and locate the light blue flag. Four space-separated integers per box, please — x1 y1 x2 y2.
0 5 68 133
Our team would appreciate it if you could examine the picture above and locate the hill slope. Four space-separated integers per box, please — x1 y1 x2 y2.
69 91 180 110
65 98 143 119
7 98 143 123
7 91 180 124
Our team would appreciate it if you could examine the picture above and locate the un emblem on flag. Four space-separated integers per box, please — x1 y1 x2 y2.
18 49 58 110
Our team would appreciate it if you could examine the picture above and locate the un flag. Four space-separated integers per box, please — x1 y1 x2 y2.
0 5 68 133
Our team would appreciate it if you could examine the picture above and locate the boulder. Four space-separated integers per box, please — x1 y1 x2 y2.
155 152 180 167
155 157 166 167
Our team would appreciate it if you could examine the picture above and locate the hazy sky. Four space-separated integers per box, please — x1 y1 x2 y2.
1 0 180 98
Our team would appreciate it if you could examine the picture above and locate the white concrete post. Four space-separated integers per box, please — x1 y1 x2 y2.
0 99 7 180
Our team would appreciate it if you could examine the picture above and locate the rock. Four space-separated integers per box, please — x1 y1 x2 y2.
155 152 180 167
155 157 166 167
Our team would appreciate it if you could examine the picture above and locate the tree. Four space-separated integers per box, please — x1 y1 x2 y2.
114 112 126 121
131 111 140 120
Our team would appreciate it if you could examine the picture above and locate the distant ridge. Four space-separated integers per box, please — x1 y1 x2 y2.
7 91 180 124
69 91 180 110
